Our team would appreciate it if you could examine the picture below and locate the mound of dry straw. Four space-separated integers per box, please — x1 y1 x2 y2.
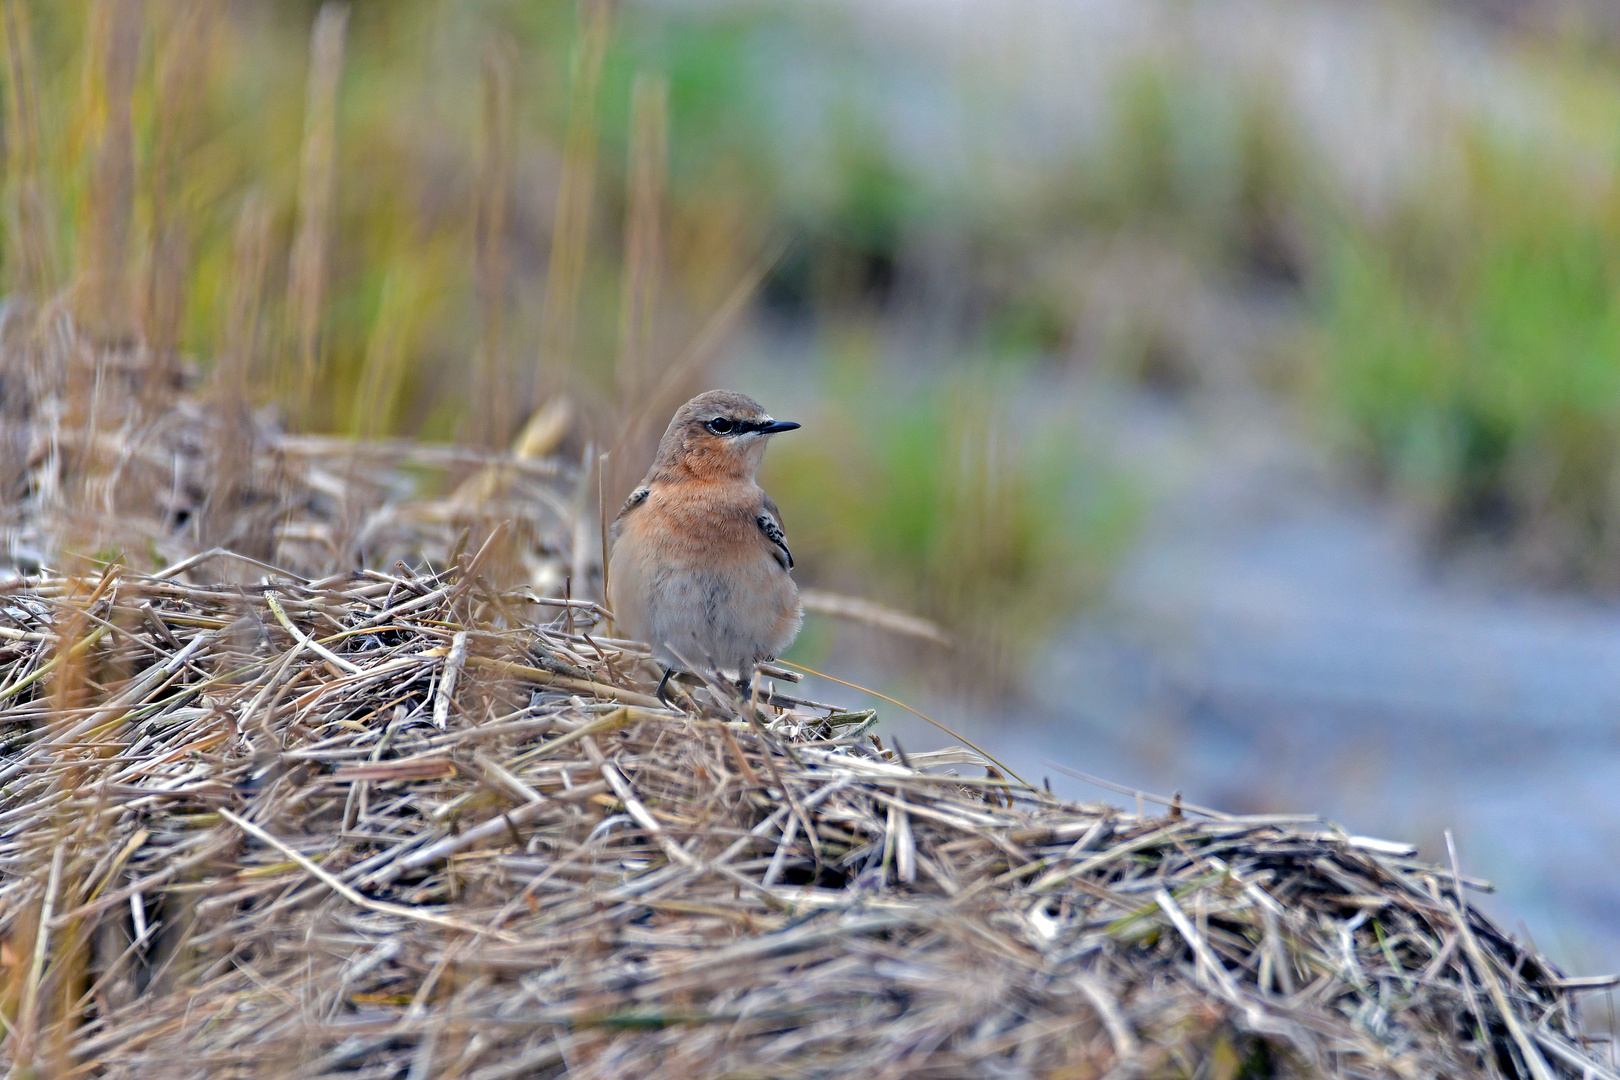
0 372 1614 1078
0 559 1614 1080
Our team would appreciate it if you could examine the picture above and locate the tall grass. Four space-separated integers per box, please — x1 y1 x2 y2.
142 0 219 386
535 0 611 402
2 0 54 299
468 37 517 450
1056 54 1620 590
1312 135 1620 585
0 2 780 434
285 1 347 425
2 0 1146 676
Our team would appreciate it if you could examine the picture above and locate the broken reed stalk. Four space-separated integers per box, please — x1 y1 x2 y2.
1 0 53 300
142 0 220 388
286 1 349 428
607 72 669 509
217 192 272 410
470 37 517 451
74 0 144 345
203 192 273 551
534 0 611 398
616 72 667 413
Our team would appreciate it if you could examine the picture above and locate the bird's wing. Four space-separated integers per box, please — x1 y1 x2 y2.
611 485 650 542
757 493 793 571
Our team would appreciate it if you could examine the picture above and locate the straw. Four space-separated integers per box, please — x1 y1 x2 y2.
0 332 1614 1080
0 545 1611 1077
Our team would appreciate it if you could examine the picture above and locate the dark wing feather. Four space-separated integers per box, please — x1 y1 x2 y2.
757 493 793 570
611 486 650 542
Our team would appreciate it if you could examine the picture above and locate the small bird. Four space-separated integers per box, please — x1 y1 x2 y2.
608 390 803 693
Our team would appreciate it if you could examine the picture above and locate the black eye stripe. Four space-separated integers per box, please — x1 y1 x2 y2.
707 417 752 435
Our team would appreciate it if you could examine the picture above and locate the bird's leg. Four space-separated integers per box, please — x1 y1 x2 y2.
655 667 676 704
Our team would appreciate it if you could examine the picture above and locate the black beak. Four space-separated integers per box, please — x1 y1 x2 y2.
757 420 800 434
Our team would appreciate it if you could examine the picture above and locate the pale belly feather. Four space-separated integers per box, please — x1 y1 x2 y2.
609 523 801 674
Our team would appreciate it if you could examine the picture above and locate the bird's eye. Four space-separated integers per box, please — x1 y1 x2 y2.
707 417 735 435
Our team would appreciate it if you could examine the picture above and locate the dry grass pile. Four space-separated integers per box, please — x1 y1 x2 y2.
0 318 585 593
0 553 1615 1078
0 338 1615 1079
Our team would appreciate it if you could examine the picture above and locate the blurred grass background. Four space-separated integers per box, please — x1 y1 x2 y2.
11 0 1620 676
1314 138 1620 587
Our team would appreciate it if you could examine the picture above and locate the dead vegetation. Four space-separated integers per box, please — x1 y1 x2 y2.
0 4 1614 1071
0 374 1616 1079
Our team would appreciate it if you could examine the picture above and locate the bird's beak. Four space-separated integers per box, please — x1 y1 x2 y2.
757 420 800 434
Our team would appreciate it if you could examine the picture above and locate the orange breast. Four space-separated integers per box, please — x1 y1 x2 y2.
605 477 800 672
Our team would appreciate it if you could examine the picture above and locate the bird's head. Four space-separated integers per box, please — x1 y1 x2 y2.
650 390 800 482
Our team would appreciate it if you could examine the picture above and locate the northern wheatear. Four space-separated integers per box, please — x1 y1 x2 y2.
608 390 803 693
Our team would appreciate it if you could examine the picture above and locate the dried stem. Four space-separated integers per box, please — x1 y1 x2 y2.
0 524 1605 1077
141 0 220 391
534 0 611 399
73 0 144 345
469 38 517 450
616 72 667 412
286 2 349 428
1 0 53 299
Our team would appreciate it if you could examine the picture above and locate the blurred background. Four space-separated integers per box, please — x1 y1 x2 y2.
7 0 1620 986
